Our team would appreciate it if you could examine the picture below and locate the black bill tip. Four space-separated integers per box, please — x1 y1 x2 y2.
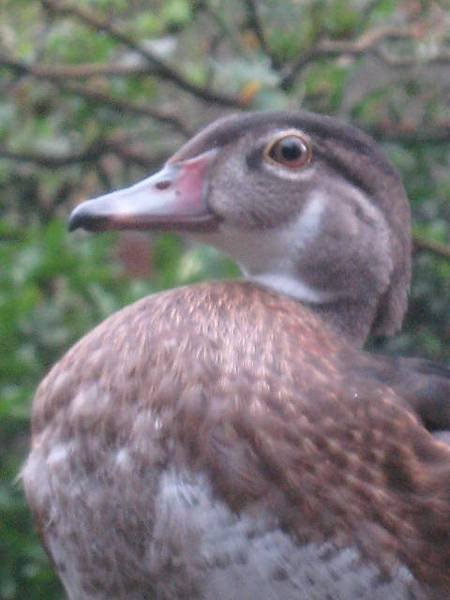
68 203 109 232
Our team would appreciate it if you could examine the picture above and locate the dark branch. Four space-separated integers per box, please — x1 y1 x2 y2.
0 57 191 137
0 139 167 171
40 0 243 108
62 82 192 137
374 47 450 68
368 124 450 146
244 0 280 70
413 234 450 261
0 59 152 80
280 25 428 91
0 145 107 168
244 0 268 52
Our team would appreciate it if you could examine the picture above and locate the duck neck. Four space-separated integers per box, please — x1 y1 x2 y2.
304 298 376 347
250 272 377 347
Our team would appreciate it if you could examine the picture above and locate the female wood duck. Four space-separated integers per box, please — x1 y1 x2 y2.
23 111 450 599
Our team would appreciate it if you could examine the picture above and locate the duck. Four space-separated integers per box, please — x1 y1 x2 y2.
23 111 450 599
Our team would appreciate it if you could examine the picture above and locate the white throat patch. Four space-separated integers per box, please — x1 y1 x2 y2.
203 192 333 304
250 272 334 304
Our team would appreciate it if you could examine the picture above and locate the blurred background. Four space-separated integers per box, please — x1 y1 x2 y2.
0 0 449 597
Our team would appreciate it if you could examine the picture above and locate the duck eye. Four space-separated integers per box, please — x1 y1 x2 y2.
265 135 311 169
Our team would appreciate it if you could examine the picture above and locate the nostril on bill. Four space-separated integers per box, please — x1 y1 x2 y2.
155 180 171 191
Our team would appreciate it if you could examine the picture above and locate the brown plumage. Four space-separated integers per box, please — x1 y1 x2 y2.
23 111 450 599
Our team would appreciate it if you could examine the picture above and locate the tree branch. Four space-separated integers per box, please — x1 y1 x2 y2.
280 24 428 90
40 0 243 108
0 59 152 80
367 124 450 146
413 234 450 260
0 56 191 137
62 82 192 137
243 0 281 69
244 0 268 53
374 47 450 68
0 138 167 171
0 145 106 168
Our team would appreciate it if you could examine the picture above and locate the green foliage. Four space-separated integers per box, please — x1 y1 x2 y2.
0 0 448 597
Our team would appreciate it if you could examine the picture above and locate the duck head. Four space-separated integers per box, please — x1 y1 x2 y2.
69 111 411 346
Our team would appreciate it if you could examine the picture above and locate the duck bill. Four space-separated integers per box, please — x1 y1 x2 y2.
69 149 219 233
